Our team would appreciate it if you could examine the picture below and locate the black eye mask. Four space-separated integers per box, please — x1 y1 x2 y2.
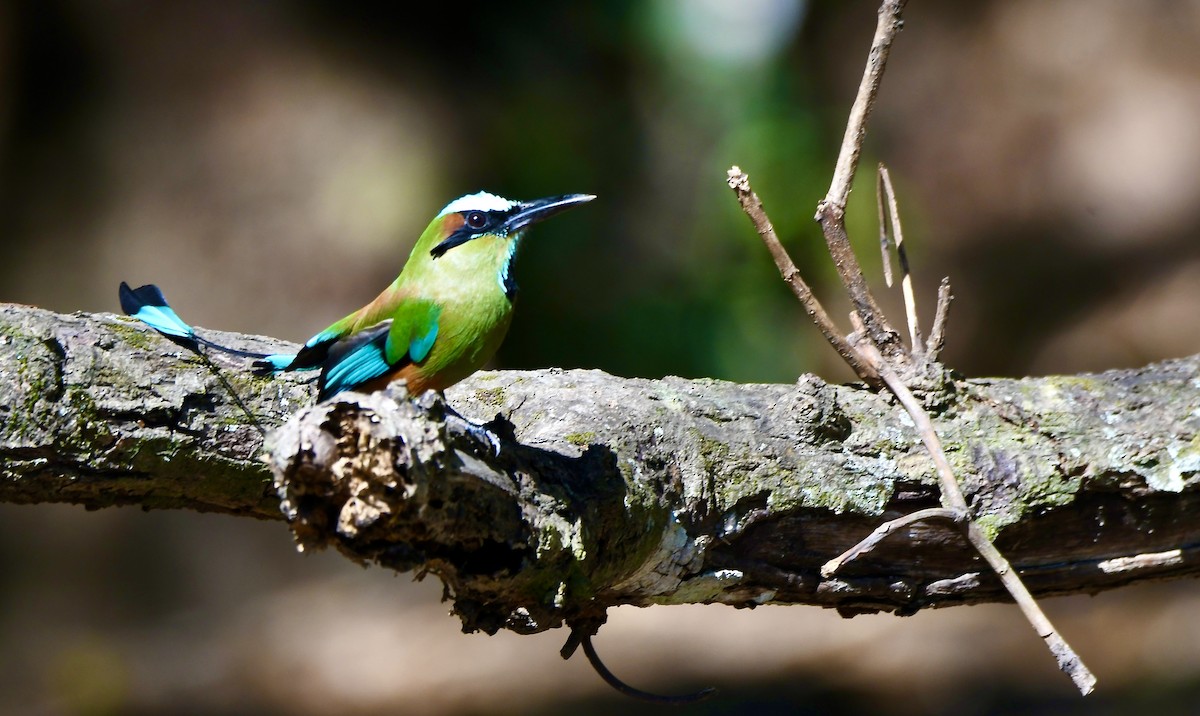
430 209 517 259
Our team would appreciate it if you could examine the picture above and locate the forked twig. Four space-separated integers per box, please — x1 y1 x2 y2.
728 0 1096 696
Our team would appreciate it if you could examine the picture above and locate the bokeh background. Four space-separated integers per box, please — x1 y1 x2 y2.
2 1 1200 714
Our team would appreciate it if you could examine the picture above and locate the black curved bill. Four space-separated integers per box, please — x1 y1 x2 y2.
503 193 595 233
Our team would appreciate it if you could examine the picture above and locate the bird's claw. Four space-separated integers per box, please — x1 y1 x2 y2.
472 422 502 456
447 414 502 456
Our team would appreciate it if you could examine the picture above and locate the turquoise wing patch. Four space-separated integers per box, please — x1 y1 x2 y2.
323 343 390 396
386 301 441 366
318 322 393 400
306 326 344 350
317 301 441 400
134 304 193 339
408 322 438 363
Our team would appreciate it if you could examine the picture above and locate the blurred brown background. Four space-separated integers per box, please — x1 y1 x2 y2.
2 1 1199 714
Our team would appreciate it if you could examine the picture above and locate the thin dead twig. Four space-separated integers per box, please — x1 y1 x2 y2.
926 278 953 361
821 507 964 578
876 170 895 288
964 520 1097 694
878 164 923 355
562 622 716 705
814 0 909 357
824 0 911 211
848 336 1096 695
726 167 880 386
581 634 716 705
851 334 967 510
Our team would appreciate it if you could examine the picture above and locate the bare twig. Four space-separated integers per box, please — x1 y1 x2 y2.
814 0 910 357
876 170 894 287
964 521 1097 694
727 167 880 386
821 507 964 578
926 277 953 361
878 164 923 354
824 0 910 210
849 336 1096 695
560 620 716 704
579 633 717 706
850 336 964 512
734 0 1094 696
817 214 899 359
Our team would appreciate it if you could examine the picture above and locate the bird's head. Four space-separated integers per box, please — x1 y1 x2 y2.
426 191 594 258
408 191 594 297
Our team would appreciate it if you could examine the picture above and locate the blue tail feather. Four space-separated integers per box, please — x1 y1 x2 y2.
119 282 273 360
120 282 274 436
119 282 196 340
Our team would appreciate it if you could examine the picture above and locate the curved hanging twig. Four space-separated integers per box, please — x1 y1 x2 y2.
560 624 716 706
579 633 716 706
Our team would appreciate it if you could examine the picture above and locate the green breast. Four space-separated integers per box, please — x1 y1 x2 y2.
401 232 518 385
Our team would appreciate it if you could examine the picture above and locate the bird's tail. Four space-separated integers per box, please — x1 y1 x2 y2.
119 282 302 436
119 282 288 360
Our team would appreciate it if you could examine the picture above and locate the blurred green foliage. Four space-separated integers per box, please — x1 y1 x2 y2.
357 0 861 383
0 0 877 385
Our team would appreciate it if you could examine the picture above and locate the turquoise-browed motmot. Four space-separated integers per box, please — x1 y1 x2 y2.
121 190 715 703
120 191 594 399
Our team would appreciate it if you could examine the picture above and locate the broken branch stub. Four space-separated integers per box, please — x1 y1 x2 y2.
268 387 695 636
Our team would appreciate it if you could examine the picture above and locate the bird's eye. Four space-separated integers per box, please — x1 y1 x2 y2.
465 211 488 230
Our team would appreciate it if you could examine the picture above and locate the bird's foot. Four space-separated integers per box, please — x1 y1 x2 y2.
445 413 502 456
414 391 505 456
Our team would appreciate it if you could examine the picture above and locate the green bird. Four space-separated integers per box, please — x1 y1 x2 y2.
122 190 715 702
120 191 594 400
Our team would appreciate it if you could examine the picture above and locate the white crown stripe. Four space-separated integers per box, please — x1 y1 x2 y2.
438 192 517 216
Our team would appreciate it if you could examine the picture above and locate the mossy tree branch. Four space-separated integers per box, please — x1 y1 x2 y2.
2 303 1199 634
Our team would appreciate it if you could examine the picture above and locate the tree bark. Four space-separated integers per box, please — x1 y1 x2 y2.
3 303 1199 635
